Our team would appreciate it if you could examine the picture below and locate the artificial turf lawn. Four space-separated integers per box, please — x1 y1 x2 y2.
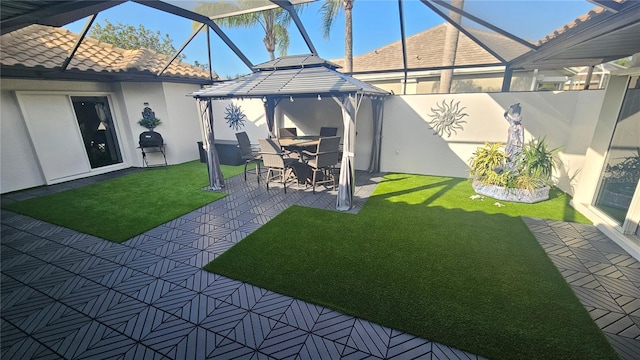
205 174 616 360
5 161 245 243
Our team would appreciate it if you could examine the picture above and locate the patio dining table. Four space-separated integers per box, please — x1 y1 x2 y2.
278 137 320 159
278 137 321 185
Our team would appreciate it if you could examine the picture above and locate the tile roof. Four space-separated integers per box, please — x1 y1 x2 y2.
0 24 215 81
538 7 608 46
332 24 531 73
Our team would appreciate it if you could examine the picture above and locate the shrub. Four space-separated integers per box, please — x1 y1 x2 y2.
469 137 560 190
469 142 507 180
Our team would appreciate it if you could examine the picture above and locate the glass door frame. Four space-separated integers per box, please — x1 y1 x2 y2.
592 75 640 235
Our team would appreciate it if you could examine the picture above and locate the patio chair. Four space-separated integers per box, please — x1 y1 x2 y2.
279 127 297 138
319 127 338 137
301 136 341 193
258 138 298 193
235 131 262 182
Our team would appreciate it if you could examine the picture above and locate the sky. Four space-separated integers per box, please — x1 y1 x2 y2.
63 0 596 78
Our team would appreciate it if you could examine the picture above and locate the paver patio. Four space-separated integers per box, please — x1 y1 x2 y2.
2 170 639 359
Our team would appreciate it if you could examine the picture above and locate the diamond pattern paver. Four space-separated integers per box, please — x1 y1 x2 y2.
3 171 639 359
525 217 640 360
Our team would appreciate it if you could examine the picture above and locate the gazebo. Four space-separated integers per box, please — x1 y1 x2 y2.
191 54 390 211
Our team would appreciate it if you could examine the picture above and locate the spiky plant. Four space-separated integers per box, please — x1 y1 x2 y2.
470 138 561 191
469 142 507 181
517 137 560 187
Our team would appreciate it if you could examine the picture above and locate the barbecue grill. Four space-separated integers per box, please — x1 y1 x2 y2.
138 131 167 167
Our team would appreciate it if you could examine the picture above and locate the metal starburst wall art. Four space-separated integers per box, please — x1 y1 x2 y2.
224 103 247 130
427 99 469 137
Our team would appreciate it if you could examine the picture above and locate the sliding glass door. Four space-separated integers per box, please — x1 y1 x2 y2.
71 96 123 169
593 75 640 232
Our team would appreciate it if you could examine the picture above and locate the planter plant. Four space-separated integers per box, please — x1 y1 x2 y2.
469 138 560 203
138 105 162 131
138 116 162 131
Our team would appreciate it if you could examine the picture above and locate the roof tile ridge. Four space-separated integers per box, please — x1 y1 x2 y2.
2 24 60 45
538 6 607 45
122 48 152 70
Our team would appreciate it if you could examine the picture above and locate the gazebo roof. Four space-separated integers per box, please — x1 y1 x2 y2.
191 55 389 99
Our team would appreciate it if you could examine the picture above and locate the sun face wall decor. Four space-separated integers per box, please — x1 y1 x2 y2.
427 99 469 138
224 103 247 131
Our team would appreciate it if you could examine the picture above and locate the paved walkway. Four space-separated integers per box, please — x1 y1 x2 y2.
1 170 639 359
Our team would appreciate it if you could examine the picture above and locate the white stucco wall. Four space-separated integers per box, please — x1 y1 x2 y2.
117 82 203 166
1 79 203 194
211 98 270 143
2 76 607 196
208 91 606 189
380 91 606 195
1 89 46 192
574 76 630 205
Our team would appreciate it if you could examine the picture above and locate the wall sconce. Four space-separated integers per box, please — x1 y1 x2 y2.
317 94 322 101
262 97 267 103
290 96 294 102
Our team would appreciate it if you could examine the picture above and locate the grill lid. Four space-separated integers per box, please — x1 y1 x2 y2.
139 131 164 147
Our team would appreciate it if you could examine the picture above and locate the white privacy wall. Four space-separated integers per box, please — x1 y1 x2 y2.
208 91 606 194
1 76 605 195
211 98 270 144
380 91 606 195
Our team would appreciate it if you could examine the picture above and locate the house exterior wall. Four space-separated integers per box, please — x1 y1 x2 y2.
573 76 630 206
570 74 640 260
117 82 202 166
1 79 202 194
380 90 606 195
1 88 46 192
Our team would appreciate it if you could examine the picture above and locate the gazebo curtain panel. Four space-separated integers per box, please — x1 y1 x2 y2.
336 94 361 211
368 98 384 174
199 99 224 190
263 97 277 139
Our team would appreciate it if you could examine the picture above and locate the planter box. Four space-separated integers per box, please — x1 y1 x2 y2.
472 180 550 203
214 140 243 166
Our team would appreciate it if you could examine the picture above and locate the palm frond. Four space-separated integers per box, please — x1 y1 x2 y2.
320 0 342 40
274 23 290 57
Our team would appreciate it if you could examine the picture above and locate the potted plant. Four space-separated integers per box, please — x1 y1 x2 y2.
469 137 560 203
138 104 161 131
138 116 161 131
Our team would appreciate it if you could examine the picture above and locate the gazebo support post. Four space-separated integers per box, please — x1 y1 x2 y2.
263 97 277 139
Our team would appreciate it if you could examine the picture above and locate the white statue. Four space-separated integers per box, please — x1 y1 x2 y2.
504 103 524 170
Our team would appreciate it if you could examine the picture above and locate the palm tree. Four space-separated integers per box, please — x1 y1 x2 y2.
439 0 464 94
320 0 355 74
194 1 297 60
